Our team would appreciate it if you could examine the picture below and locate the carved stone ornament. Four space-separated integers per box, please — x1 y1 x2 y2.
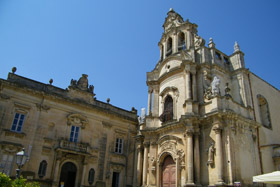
207 143 215 167
184 128 194 137
163 8 184 33
69 74 95 95
213 124 223 134
194 34 205 49
204 76 221 100
177 149 185 165
67 114 88 129
36 103 50 111
160 142 176 153
211 76 221 96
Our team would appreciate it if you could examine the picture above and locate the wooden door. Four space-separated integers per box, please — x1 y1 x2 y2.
162 155 176 187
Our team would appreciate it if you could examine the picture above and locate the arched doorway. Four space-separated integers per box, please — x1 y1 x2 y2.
162 155 176 187
59 162 77 187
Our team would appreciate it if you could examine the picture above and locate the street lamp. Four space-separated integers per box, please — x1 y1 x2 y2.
15 148 27 179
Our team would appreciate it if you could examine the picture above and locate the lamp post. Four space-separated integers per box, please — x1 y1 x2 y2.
15 148 27 179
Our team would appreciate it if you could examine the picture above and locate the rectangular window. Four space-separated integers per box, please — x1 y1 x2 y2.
0 154 14 176
115 138 123 154
11 113 25 132
70 126 79 142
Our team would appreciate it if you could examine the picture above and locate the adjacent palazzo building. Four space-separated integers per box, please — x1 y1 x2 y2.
135 9 280 186
0 72 138 187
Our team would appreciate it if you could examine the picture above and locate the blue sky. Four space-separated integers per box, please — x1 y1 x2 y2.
0 0 279 113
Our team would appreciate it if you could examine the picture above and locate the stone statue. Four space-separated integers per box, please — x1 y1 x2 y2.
194 34 205 49
234 41 240 52
211 76 220 96
89 85 94 93
70 79 77 86
207 143 215 167
77 74 89 91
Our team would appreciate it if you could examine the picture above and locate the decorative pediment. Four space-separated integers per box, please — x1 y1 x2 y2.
159 86 178 97
67 114 88 129
157 135 182 145
163 8 184 33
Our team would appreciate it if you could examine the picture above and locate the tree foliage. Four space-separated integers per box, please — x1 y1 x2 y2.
0 173 40 187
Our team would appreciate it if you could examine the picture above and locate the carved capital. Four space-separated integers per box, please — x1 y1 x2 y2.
184 65 191 72
143 142 150 147
213 125 223 134
184 128 194 137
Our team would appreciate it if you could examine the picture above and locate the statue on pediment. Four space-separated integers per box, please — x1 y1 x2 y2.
69 74 95 94
77 74 89 91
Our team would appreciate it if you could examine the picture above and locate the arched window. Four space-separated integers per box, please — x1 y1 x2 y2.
166 38 173 57
88 168 95 185
38 160 47 178
178 32 185 51
160 95 173 122
257 95 272 129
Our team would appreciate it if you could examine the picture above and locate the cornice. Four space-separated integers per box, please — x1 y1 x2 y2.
0 79 138 124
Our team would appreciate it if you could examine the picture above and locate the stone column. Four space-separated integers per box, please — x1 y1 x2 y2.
147 88 152 115
133 142 138 187
163 41 167 59
136 144 143 186
185 129 194 185
185 66 191 101
142 142 149 186
81 161 87 186
173 34 178 53
191 70 197 102
194 132 200 185
213 125 224 184
52 159 61 187
152 87 159 117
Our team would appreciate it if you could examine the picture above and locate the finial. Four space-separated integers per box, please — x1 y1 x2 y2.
234 41 240 52
12 67 17 74
169 8 174 12
107 98 110 104
49 79 53 85
209 37 213 44
208 37 215 48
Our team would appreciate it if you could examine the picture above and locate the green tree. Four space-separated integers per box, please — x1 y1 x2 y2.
0 173 40 187
0 172 11 186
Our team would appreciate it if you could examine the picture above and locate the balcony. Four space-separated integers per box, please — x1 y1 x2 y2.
56 139 90 154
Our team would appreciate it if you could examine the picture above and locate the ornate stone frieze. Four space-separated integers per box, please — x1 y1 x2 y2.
36 103 50 111
67 113 88 129
0 142 22 153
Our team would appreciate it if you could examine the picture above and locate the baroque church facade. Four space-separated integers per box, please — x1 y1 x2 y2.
136 9 280 187
0 8 279 187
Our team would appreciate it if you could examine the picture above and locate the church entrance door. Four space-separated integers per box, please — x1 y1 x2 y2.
162 155 176 187
59 162 77 187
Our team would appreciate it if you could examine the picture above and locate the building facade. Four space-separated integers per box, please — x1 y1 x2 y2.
135 9 280 186
0 72 138 187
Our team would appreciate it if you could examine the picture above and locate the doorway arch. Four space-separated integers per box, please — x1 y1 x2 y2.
162 155 176 187
59 162 77 187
